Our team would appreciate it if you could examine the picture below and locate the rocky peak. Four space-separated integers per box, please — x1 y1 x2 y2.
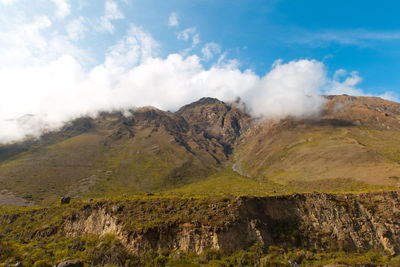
131 107 188 133
176 98 252 145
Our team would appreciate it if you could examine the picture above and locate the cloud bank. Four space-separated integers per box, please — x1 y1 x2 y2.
0 8 391 143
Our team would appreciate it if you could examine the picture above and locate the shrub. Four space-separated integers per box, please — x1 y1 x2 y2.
153 255 168 267
33 260 52 267
0 240 15 262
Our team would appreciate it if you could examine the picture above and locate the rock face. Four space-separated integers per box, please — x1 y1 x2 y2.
63 191 400 256
176 97 252 146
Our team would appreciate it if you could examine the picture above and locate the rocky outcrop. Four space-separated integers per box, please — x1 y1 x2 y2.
176 97 252 159
56 260 84 267
60 196 71 205
63 191 400 255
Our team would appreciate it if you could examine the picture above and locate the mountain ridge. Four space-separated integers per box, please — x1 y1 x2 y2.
0 95 400 205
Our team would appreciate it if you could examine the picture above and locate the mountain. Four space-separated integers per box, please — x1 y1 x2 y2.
0 95 400 204
0 97 251 204
2 95 400 266
235 95 400 192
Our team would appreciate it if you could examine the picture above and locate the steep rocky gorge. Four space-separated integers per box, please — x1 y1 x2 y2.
60 191 400 256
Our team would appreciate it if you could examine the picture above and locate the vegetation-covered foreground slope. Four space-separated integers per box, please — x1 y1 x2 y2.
0 95 400 204
2 192 400 266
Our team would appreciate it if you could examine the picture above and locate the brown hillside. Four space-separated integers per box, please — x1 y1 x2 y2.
235 95 400 190
0 95 400 204
0 98 250 203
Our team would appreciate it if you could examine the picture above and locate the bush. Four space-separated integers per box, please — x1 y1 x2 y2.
0 241 15 262
154 255 168 267
199 249 221 263
33 260 52 267
87 236 130 266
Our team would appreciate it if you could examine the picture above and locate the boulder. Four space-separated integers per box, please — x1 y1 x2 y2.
56 260 84 267
60 196 71 205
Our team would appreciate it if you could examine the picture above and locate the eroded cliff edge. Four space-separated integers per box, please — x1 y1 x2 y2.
52 191 400 256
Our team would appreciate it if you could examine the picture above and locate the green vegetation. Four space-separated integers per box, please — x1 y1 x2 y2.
166 166 394 197
0 233 134 266
1 96 400 265
2 96 400 204
1 193 399 265
2 238 400 266
0 133 106 203
236 123 400 191
0 115 217 204
166 167 290 197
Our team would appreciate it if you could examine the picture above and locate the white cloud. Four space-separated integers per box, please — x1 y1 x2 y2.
0 16 397 144
1 33 394 144
0 15 91 68
0 27 331 144
326 69 364 95
201 42 221 60
0 16 52 66
246 59 327 118
168 12 179 27
49 0 71 19
0 0 19 4
103 24 159 72
66 17 87 41
378 92 399 102
192 33 200 46
177 27 196 41
97 0 124 33
323 69 399 102
177 27 200 54
291 29 400 46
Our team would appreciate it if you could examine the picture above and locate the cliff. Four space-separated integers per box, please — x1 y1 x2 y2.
2 191 400 265
60 191 400 255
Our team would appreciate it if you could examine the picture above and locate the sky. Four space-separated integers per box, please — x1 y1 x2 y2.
0 0 400 142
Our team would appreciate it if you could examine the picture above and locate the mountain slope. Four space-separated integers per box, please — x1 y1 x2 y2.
0 95 400 204
234 95 400 191
0 98 250 203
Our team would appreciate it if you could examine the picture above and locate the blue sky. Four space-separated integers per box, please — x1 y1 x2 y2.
0 0 399 142
131 0 400 96
2 0 399 94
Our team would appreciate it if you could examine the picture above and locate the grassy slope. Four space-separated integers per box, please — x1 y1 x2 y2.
0 133 105 203
235 123 400 192
166 167 290 196
1 96 400 203
0 120 217 203
167 165 391 197
0 123 397 203
87 126 215 198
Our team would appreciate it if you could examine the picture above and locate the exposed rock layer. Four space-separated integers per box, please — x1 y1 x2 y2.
63 191 400 255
